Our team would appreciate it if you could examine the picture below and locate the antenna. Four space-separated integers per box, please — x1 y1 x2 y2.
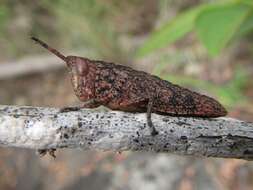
31 37 67 61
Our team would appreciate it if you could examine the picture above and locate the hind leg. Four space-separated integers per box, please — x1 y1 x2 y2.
147 98 159 136
114 97 158 136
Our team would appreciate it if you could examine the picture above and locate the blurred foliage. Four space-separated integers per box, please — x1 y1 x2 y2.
0 5 10 30
195 3 250 56
40 0 124 62
137 5 204 57
137 0 253 57
0 0 157 62
0 0 252 110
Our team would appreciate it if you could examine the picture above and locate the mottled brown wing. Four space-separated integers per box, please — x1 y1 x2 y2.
152 82 227 117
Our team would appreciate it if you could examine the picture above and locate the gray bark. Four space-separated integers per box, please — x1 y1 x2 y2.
0 105 253 160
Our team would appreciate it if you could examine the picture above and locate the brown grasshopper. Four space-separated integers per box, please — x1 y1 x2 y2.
32 37 227 156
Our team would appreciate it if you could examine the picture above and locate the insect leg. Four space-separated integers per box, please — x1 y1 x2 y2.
60 106 81 112
147 98 159 136
81 99 101 109
60 99 100 112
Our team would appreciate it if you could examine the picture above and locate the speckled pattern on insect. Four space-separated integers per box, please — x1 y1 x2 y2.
31 37 227 137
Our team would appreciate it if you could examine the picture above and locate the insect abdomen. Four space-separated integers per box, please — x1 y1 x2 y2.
153 84 227 117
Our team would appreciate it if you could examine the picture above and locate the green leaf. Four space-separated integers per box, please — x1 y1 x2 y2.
195 3 251 56
0 5 10 30
240 0 253 6
236 11 253 37
136 5 204 58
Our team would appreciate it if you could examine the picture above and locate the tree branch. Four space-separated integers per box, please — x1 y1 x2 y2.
0 105 253 160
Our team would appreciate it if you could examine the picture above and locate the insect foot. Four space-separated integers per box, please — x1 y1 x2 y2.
37 148 57 158
60 107 81 113
150 125 159 136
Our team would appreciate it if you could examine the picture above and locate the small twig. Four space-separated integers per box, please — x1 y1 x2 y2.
0 105 253 160
0 55 63 80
